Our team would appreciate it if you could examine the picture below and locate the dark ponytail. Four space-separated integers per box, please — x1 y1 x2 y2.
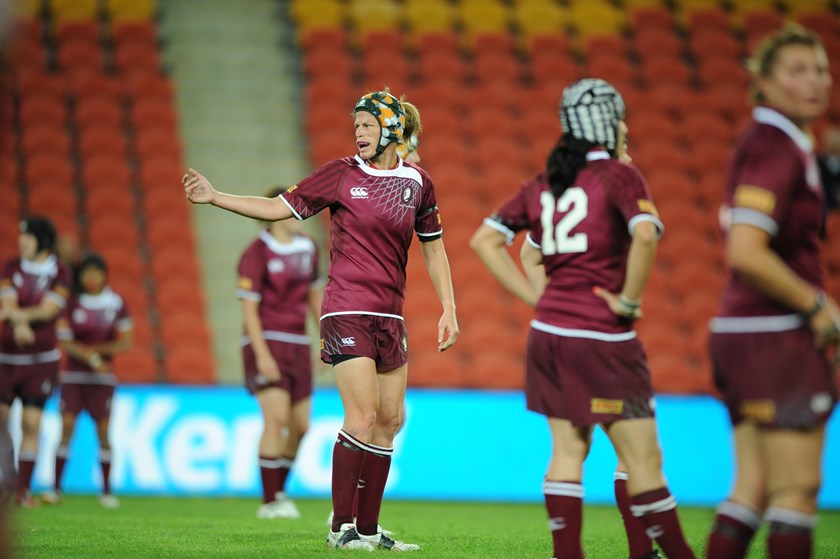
546 134 598 198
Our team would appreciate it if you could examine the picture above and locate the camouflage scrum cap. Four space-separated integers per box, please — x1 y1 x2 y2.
560 78 625 152
354 91 406 157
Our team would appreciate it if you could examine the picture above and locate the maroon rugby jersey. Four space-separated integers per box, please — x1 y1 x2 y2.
0 255 71 360
236 231 323 339
713 107 824 332
57 287 131 373
279 156 442 319
489 151 663 336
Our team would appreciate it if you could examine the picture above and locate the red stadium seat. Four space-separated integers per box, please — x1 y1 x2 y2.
685 9 732 35
78 126 128 159
85 187 136 218
24 154 73 186
54 21 99 45
123 73 174 103
114 349 158 384
75 98 123 129
163 342 215 384
112 20 157 48
68 73 123 102
56 40 103 74
20 125 71 157
630 7 676 32
15 70 65 99
633 28 682 58
19 95 65 128
134 127 182 160
638 54 691 87
129 99 178 132
114 42 161 74
81 156 132 190
415 50 467 84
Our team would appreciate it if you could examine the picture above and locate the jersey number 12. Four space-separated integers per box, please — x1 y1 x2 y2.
540 187 588 255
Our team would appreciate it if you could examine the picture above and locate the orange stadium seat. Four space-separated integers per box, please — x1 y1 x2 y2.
114 350 158 384
27 183 77 215
740 10 785 36
472 50 521 83
682 111 734 144
56 40 103 74
88 215 141 249
585 54 637 86
111 20 156 48
15 70 64 99
357 29 403 53
684 8 731 34
626 110 680 144
633 28 682 58
155 279 205 316
409 30 460 57
54 21 99 44
81 152 132 184
114 42 161 74
78 126 127 159
19 95 65 127
164 343 215 385
134 127 182 160
96 248 145 279
630 6 675 32
697 57 749 88
68 73 123 102
298 27 347 52
123 73 174 103
415 51 468 85
24 154 73 186
75 98 122 129
521 33 571 56
129 99 178 132
469 31 516 57
146 216 195 253
84 187 135 218
20 124 71 157
689 32 741 60
302 48 354 80
638 54 691 87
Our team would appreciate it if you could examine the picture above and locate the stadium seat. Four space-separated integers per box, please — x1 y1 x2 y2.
20 124 71 157
105 0 156 22
114 350 158 384
349 0 401 32
24 154 73 186
75 98 123 129
84 187 135 218
458 0 510 36
68 73 123 102
415 51 468 84
50 0 98 22
684 8 731 34
630 6 675 32
78 126 127 159
638 54 691 87
571 3 625 36
164 343 215 384
633 28 682 58
123 73 174 103
19 95 65 128
404 0 455 33
15 70 65 99
129 99 178 132
114 42 161 74
54 21 99 45
513 1 570 38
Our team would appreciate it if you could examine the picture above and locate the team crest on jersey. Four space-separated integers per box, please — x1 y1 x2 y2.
267 259 285 273
402 335 407 352
734 185 776 214
12 272 22 287
636 199 659 217
72 309 87 324
400 185 414 205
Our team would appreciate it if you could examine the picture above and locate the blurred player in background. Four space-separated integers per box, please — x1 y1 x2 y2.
184 90 458 552
236 186 324 520
40 254 132 509
706 24 837 559
0 217 70 507
471 78 695 559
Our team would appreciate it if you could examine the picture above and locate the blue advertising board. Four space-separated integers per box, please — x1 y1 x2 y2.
13 386 839 507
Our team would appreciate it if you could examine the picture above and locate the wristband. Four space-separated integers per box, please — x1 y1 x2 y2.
88 353 103 368
804 290 826 318
619 294 641 310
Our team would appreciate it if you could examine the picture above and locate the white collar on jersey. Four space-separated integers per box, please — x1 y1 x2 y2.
79 287 122 310
259 230 313 255
586 150 610 161
753 106 814 154
353 155 423 185
21 254 57 276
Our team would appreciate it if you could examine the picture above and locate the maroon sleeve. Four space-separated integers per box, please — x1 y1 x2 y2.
605 163 664 236
728 137 800 236
279 159 347 220
485 178 535 243
236 241 265 301
0 260 16 300
48 264 71 308
415 175 442 242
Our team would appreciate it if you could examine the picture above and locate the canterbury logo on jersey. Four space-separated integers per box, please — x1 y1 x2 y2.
350 187 369 199
341 337 356 346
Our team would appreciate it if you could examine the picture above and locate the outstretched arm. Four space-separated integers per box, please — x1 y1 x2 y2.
183 168 294 222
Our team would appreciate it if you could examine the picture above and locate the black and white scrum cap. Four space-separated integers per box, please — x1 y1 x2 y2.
559 78 626 152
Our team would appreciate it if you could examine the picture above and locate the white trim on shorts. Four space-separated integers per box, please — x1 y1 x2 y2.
530 320 636 342
320 311 404 321
60 371 117 385
0 348 61 365
240 330 311 346
709 314 804 333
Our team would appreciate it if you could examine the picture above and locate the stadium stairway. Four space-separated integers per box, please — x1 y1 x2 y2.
159 0 315 382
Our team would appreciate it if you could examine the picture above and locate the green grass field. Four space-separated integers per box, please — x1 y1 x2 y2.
11 496 840 558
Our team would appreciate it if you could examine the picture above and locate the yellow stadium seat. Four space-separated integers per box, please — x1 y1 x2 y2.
105 0 156 22
289 0 344 29
11 0 42 18
51 0 98 21
405 0 456 33
570 2 625 37
624 0 667 8
785 0 832 17
674 0 724 10
514 1 570 37
349 0 401 32
459 0 510 35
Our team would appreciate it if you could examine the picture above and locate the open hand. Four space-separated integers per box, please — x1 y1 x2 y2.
183 168 216 205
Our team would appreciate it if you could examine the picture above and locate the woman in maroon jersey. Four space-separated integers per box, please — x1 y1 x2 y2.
41 253 132 508
0 217 70 507
705 25 838 559
471 78 695 559
237 185 324 520
184 91 458 551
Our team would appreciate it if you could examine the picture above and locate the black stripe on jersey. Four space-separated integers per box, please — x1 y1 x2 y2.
417 204 437 218
418 232 442 243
